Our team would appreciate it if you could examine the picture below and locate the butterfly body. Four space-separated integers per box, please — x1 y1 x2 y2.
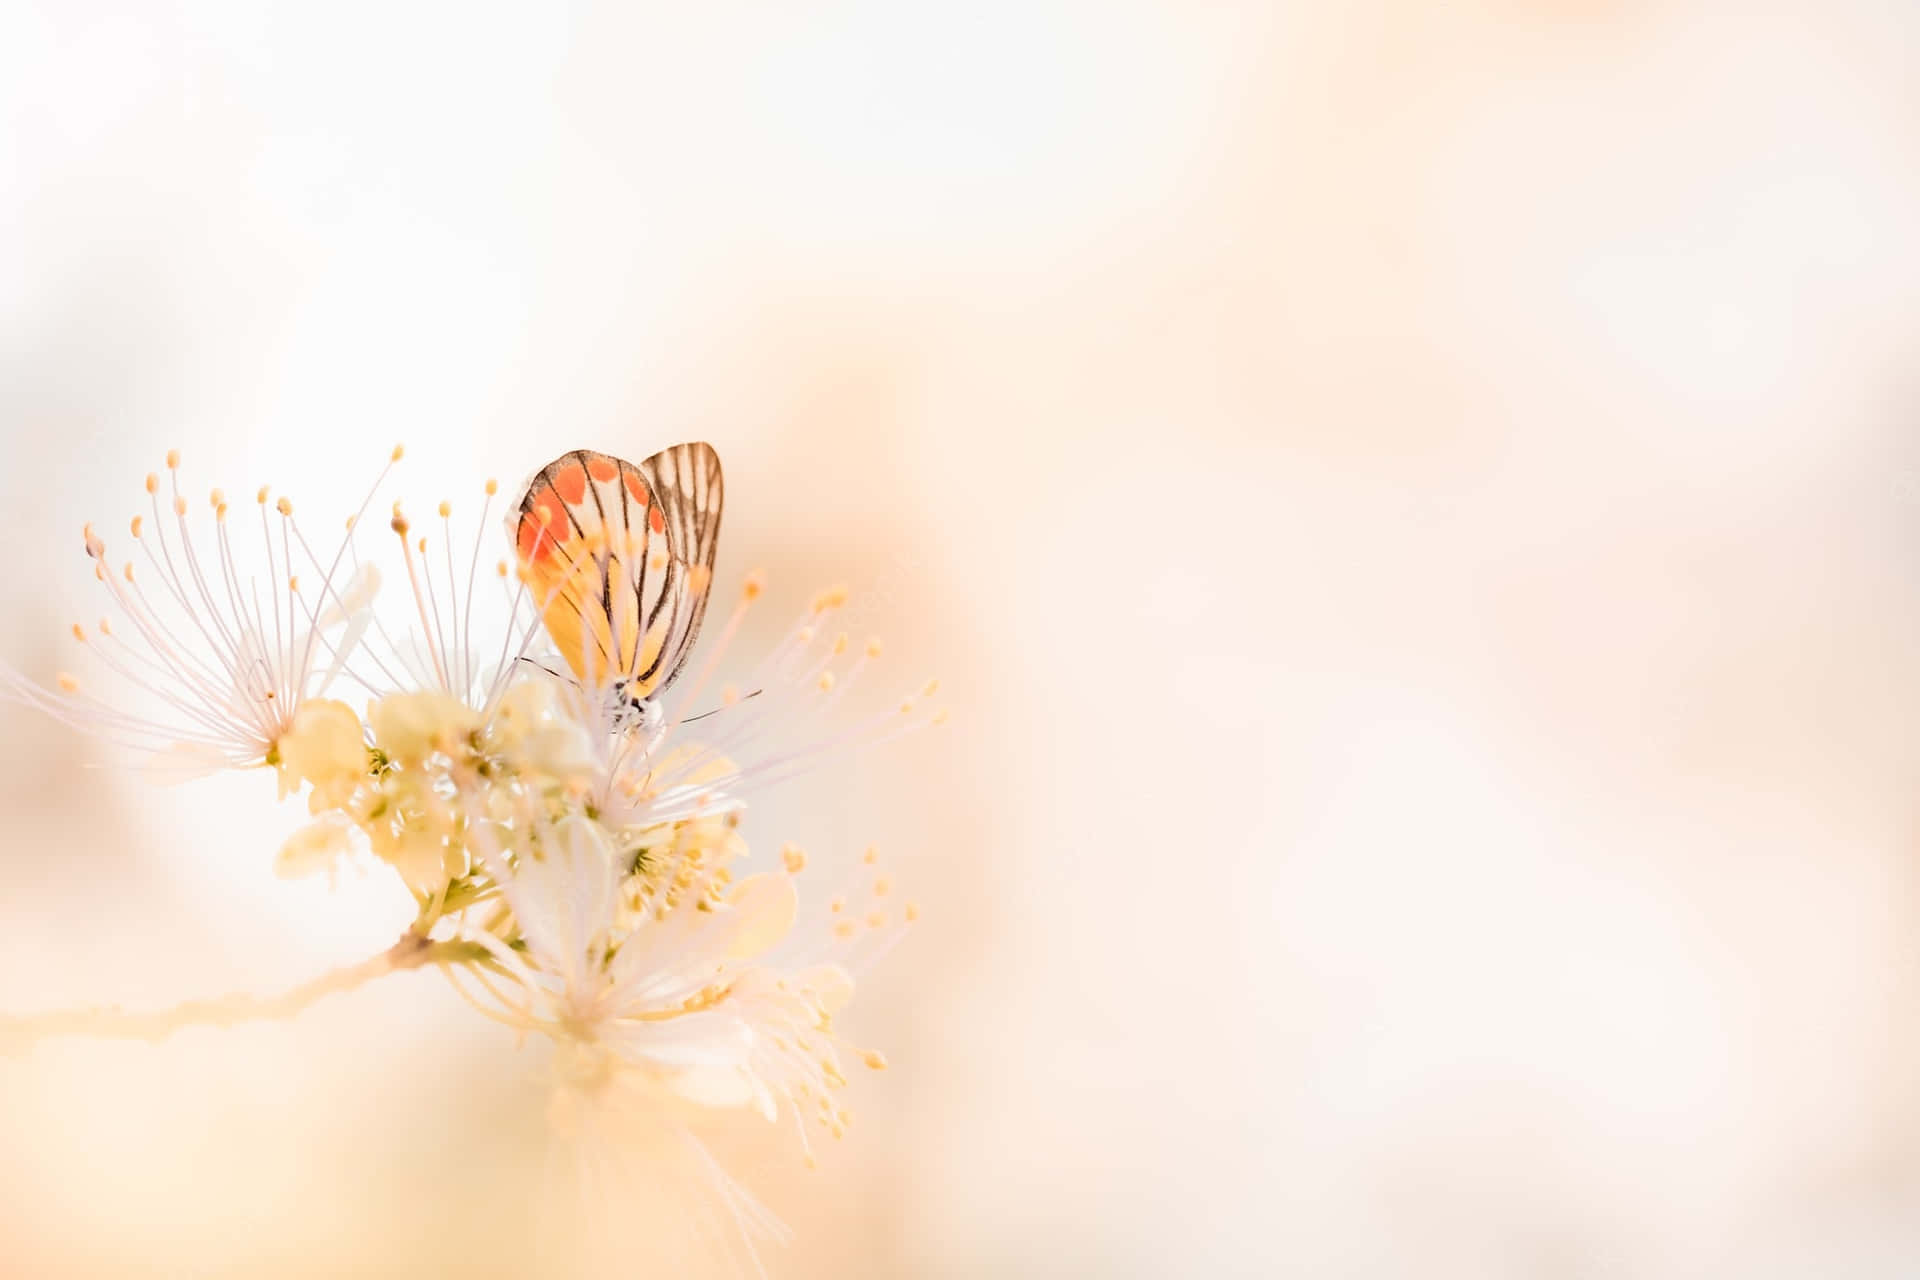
514 443 723 708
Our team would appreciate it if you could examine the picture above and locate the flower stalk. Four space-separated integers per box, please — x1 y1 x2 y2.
0 933 491 1054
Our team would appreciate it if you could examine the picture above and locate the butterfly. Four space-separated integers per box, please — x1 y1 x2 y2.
513 443 723 725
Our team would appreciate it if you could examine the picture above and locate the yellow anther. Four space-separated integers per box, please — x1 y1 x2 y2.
172 495 187 516
781 844 807 873
256 485 269 504
833 632 848 655
485 478 498 496
833 919 857 939
55 672 79 693
904 902 921 922
811 585 848 613
438 500 451 519
817 672 835 692
866 910 886 928
742 570 766 601
873 876 890 896
922 678 940 697
209 487 224 508
215 502 228 521
276 496 293 517
288 576 299 593
862 1050 888 1071
416 536 427 554
122 562 134 582
829 896 845 913
865 637 883 658
144 472 158 495
98 617 110 636
496 560 508 578
70 622 85 642
390 443 404 462
129 515 143 538
165 449 180 469
863 845 878 865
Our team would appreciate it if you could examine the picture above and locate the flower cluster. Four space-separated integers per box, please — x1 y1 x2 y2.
0 448 937 1270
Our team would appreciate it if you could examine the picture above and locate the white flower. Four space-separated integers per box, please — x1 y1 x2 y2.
0 449 390 774
467 816 839 1113
364 485 549 711
447 812 908 1266
553 579 949 831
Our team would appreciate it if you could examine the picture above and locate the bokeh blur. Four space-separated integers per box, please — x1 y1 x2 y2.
3 1 1919 1276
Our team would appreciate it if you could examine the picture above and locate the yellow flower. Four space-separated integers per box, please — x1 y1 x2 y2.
487 680 597 781
275 812 360 880
371 813 464 892
274 698 367 801
368 691 479 762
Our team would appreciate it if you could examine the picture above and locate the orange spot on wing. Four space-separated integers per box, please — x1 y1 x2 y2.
623 470 649 506
588 456 619 484
517 490 572 563
647 505 665 534
516 513 546 561
535 491 572 543
551 462 588 505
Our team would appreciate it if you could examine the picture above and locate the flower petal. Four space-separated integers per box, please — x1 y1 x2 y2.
723 874 798 963
276 813 359 879
317 563 381 627
511 816 618 984
605 1011 753 1070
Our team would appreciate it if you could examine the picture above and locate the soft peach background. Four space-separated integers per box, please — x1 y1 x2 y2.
3 1 1919 1276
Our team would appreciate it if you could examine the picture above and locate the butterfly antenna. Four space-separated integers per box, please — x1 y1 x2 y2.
513 655 570 684
678 688 763 724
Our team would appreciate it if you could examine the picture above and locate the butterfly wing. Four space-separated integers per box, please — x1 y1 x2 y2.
633 441 724 695
514 443 723 699
514 449 669 689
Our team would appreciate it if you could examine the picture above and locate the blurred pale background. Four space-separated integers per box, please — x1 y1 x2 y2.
2 1 1919 1276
